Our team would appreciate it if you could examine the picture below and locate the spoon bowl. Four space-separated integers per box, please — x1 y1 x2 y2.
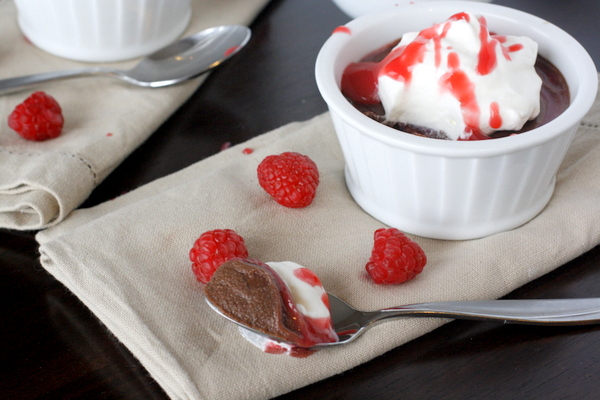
0 25 251 95
207 292 600 350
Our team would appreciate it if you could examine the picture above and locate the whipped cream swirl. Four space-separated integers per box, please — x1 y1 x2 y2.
377 12 542 140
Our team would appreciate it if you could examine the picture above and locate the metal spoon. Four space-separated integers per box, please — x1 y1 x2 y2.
207 293 600 350
0 25 251 95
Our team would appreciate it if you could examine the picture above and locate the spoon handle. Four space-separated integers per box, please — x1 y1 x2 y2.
377 298 600 325
0 67 116 95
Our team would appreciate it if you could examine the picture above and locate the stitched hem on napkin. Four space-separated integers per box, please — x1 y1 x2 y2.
0 148 96 229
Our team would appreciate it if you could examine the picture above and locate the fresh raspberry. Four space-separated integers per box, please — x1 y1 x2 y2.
8 91 64 141
365 228 427 284
189 229 248 283
257 152 319 208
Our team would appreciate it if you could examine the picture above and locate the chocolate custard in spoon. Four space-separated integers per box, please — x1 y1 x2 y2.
205 261 600 351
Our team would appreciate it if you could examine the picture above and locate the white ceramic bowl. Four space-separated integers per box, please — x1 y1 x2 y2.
315 1 597 240
331 0 492 19
13 0 191 62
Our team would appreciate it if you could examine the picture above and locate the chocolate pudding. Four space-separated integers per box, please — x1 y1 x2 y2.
205 258 305 344
342 38 570 140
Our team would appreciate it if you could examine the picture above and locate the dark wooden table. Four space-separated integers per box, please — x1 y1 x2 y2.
2 0 600 398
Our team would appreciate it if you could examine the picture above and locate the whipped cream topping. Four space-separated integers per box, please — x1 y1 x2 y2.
266 261 331 320
377 12 542 140
240 261 337 356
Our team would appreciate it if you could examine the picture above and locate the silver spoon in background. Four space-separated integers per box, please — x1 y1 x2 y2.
206 292 600 350
0 25 251 95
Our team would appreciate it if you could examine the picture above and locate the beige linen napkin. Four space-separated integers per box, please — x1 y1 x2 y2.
37 80 600 399
0 0 269 231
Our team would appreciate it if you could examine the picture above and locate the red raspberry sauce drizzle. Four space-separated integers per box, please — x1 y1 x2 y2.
262 264 338 357
333 26 351 35
291 267 337 344
224 46 241 57
294 267 321 286
489 102 502 129
341 13 527 140
439 50 487 140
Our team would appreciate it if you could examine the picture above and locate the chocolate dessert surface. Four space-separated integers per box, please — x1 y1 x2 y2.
204 259 303 344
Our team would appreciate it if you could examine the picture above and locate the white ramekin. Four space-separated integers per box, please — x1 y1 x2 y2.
315 1 597 240
13 0 192 62
331 0 492 19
